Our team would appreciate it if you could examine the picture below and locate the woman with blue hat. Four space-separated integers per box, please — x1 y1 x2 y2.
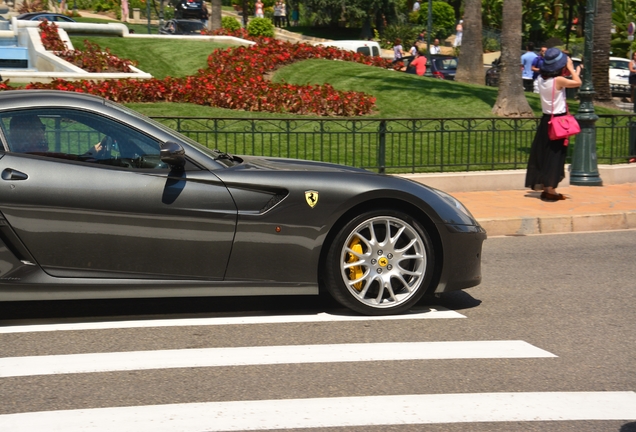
525 47 581 202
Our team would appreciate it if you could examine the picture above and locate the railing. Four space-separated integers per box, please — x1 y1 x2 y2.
150 115 636 174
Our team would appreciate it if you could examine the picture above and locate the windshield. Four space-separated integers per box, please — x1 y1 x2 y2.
177 21 205 32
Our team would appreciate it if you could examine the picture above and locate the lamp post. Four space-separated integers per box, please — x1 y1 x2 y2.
424 0 432 77
73 0 77 13
146 0 151 34
571 0 602 186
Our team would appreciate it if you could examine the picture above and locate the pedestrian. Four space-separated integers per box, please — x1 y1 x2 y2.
628 51 636 103
254 0 264 18
393 38 404 61
273 1 282 27
453 19 462 48
291 8 299 26
429 38 441 55
525 47 582 202
409 41 418 57
200 4 209 23
531 45 547 93
521 42 537 92
408 50 427 76
280 1 288 27
412 0 420 12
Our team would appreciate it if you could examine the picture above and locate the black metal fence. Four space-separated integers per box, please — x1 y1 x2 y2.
150 115 636 174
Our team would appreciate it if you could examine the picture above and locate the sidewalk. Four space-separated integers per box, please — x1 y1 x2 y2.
453 183 636 237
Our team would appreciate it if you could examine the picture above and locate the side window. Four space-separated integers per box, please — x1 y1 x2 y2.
0 109 168 170
356 47 371 56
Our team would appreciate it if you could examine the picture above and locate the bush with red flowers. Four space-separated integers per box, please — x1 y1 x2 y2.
18 24 395 116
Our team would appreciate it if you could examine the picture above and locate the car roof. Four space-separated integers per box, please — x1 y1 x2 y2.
0 90 108 111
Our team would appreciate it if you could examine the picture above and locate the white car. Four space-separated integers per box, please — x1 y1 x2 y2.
571 56 631 96
609 56 630 95
313 40 382 57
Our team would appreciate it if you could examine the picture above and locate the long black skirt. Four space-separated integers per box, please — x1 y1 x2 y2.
525 114 568 189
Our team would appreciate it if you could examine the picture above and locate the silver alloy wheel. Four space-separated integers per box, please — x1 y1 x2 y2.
339 215 427 309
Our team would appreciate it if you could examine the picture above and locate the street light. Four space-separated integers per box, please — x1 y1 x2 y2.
571 0 602 186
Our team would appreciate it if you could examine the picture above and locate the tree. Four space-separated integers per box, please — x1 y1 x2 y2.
491 0 533 117
454 0 483 85
592 0 612 102
209 0 222 30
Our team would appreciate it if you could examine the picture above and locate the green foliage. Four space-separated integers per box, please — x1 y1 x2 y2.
222 16 241 31
380 24 419 49
407 1 455 40
247 17 275 37
611 0 636 57
482 36 500 53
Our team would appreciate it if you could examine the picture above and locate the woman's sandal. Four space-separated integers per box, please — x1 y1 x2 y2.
540 191 566 202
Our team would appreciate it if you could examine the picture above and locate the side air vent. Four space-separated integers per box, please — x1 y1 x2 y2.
261 193 287 213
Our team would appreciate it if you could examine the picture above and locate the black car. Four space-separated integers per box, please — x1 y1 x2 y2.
485 57 500 87
171 0 204 19
397 55 457 80
160 19 206 35
0 90 485 315
428 55 457 80
15 12 76 22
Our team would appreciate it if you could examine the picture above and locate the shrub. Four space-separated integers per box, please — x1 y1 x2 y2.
222 16 241 31
380 24 419 50
408 1 455 40
247 17 275 38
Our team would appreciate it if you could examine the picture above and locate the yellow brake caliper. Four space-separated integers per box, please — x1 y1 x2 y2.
347 238 364 291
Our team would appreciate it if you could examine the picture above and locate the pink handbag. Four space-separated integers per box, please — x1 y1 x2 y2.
547 80 580 146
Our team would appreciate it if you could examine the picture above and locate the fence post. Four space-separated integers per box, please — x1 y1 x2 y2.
378 120 386 174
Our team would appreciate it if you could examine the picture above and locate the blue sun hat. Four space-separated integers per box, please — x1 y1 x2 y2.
541 48 568 73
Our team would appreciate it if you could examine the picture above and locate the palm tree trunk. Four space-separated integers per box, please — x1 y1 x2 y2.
592 0 611 101
210 0 222 30
492 0 533 117
454 0 483 84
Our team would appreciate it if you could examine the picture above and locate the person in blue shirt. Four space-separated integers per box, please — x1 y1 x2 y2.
531 45 547 93
520 42 538 92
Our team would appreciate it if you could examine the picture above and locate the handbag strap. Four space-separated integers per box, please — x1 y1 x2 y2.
550 77 569 122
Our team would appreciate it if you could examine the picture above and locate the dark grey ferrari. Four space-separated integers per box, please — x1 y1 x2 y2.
0 90 485 315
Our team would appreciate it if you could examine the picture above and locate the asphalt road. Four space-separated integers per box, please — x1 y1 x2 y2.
0 230 635 431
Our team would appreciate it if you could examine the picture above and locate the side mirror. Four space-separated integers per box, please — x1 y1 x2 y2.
160 141 186 169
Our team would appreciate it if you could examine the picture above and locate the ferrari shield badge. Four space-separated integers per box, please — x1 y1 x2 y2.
305 190 319 208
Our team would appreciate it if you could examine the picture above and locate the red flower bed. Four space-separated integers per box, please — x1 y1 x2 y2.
7 24 395 116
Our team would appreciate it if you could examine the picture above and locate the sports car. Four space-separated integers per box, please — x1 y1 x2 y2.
0 90 485 315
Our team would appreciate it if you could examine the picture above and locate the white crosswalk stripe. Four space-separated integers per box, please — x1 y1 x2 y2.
1 392 636 431
0 306 464 333
0 340 555 377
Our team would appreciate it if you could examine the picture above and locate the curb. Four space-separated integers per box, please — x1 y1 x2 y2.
479 211 636 237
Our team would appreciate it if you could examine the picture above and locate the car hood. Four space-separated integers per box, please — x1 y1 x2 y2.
236 156 370 174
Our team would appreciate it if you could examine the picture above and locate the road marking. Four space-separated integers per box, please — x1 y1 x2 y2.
0 306 465 333
0 340 554 377
1 392 634 431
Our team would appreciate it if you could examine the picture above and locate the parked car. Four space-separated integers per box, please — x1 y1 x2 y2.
160 19 206 35
15 12 75 22
313 40 382 57
609 56 630 96
0 90 485 316
395 54 457 80
428 55 457 80
170 0 204 19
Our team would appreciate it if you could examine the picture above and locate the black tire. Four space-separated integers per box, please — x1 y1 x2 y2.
324 209 435 315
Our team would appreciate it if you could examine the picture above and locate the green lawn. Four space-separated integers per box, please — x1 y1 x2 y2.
65 33 621 118
68 36 229 79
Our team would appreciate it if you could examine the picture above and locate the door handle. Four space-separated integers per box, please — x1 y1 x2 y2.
1 169 28 181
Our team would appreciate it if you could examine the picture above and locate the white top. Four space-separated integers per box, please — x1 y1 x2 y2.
430 45 441 55
538 76 566 115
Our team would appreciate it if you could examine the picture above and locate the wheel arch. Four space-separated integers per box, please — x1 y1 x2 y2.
318 198 444 295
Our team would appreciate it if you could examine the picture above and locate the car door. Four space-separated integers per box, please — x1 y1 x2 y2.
0 108 237 280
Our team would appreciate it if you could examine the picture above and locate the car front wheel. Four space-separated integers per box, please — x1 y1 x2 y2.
325 210 435 315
